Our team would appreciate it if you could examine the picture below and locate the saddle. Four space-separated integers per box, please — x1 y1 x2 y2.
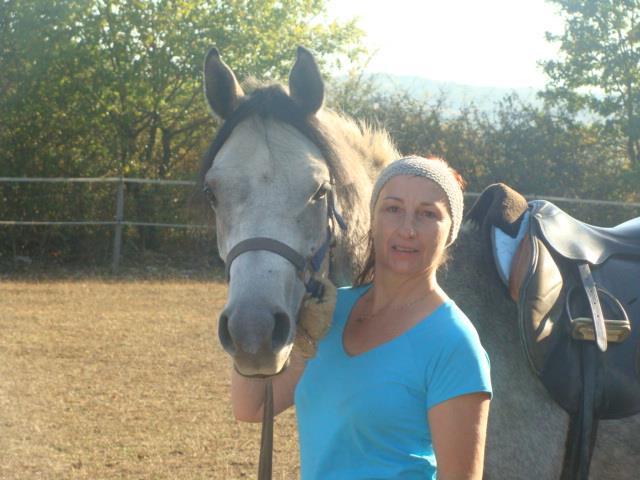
503 200 640 419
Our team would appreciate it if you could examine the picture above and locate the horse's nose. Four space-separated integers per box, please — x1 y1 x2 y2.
218 304 293 357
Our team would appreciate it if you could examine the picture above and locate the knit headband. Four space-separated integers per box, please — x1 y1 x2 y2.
370 156 464 245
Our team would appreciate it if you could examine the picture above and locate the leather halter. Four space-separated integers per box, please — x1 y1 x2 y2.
221 190 347 299
205 184 346 480
227 197 345 480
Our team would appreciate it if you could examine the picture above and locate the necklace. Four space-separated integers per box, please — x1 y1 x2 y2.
355 291 427 323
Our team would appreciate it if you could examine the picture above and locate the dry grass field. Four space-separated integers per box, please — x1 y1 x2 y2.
0 279 299 479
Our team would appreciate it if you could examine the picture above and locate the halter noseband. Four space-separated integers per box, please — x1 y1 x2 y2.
209 186 347 300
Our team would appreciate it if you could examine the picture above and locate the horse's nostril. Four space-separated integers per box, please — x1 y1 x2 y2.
218 313 236 355
272 311 292 350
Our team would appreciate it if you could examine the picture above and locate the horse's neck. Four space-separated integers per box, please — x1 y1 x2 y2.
328 156 372 287
330 240 361 287
319 111 396 287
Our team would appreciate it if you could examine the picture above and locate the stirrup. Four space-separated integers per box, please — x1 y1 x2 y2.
565 286 631 343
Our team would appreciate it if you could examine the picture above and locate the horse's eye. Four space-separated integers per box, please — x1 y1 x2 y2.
203 185 217 209
312 183 330 202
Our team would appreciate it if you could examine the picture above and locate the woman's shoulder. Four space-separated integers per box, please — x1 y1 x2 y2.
438 300 476 330
413 299 482 347
408 300 491 382
329 284 370 324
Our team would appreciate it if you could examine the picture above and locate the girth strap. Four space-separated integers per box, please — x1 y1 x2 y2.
563 263 606 478
561 345 600 480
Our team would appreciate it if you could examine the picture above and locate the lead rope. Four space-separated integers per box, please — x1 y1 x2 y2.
258 379 274 480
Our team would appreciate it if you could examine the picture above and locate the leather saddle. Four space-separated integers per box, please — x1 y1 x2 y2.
500 200 640 419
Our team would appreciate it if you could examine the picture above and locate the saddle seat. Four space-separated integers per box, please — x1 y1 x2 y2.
533 200 640 265
507 200 640 420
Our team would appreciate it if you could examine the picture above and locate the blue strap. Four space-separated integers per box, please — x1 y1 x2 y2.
333 209 347 231
303 197 348 298
328 191 348 232
308 195 347 275
310 228 332 273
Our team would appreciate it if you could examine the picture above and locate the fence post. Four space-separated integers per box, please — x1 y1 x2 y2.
112 178 125 272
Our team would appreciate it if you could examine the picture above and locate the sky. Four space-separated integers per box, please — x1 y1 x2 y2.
327 0 565 88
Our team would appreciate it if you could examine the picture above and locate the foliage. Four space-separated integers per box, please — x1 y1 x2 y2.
331 80 632 202
2 0 639 266
542 0 640 175
479 95 628 199
1 0 365 179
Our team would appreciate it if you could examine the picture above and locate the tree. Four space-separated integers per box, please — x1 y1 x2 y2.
1 0 365 179
542 0 640 174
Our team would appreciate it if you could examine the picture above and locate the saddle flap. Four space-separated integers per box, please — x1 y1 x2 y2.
513 233 564 374
531 200 640 265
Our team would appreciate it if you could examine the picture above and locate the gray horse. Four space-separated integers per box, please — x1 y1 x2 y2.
201 47 640 478
201 46 397 376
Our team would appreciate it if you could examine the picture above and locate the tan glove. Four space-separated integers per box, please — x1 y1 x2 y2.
294 276 337 359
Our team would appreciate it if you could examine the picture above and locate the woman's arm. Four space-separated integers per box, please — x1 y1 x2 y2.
231 352 306 422
428 392 491 480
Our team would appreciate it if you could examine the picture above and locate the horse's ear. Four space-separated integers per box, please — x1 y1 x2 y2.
203 47 245 119
288 46 324 115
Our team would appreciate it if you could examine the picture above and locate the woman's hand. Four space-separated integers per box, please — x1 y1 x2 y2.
428 392 491 480
231 353 306 422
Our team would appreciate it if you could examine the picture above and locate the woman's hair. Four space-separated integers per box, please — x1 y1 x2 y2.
354 156 465 286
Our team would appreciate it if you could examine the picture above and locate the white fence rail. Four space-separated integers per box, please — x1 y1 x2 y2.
2 177 640 271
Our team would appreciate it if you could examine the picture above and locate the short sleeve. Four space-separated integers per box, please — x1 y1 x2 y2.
425 330 492 410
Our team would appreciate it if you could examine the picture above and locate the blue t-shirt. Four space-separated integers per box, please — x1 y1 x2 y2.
294 285 492 480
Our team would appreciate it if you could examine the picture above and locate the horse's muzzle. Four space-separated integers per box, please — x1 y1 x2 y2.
218 303 294 376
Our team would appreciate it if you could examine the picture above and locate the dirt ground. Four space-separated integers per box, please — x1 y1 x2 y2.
0 279 300 479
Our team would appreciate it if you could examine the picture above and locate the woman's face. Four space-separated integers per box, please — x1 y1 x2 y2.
372 175 452 278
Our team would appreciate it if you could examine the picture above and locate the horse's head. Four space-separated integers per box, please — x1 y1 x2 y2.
201 47 344 376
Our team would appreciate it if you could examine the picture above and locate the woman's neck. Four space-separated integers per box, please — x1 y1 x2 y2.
369 269 443 312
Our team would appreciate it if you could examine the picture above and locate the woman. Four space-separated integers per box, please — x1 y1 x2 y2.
232 156 492 479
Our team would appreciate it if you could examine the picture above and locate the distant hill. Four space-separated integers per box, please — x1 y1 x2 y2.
365 73 541 112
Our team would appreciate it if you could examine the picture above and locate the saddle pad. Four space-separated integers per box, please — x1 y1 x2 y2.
491 211 530 286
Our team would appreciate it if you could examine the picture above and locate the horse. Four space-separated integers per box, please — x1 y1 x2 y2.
200 47 640 478
201 46 397 377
